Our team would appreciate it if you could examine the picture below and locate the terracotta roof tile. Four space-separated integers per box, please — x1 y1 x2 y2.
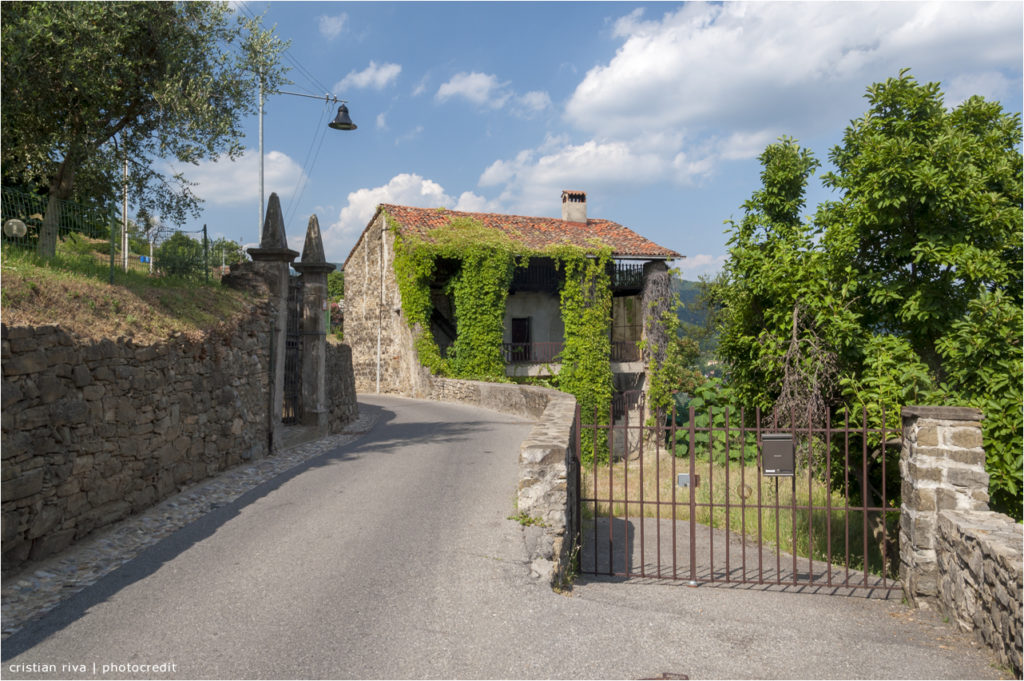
379 204 681 259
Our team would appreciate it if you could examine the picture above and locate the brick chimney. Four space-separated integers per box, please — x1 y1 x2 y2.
561 190 587 223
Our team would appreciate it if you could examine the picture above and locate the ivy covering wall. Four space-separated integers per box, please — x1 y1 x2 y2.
390 212 616 461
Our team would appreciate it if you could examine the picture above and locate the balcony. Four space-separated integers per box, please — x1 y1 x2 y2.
501 342 564 364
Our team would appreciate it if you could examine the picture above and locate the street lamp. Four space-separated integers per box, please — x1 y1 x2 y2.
258 89 356 241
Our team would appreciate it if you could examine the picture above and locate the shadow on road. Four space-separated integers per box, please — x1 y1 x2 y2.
2 399 509 660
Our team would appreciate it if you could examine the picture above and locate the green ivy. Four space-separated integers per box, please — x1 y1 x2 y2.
391 214 519 381
390 213 620 464
554 246 614 463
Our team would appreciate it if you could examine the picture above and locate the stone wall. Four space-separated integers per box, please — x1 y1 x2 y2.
935 510 1022 675
900 405 1023 676
426 376 579 588
326 340 358 433
2 305 273 571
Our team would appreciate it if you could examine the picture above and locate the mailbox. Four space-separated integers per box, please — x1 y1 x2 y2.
761 433 794 477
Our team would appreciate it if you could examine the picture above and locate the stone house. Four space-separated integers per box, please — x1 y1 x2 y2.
343 190 682 408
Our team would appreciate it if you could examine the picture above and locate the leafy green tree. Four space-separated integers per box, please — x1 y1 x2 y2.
819 69 1023 373
155 232 205 279
210 237 247 267
327 271 345 301
716 71 1023 518
1 2 289 257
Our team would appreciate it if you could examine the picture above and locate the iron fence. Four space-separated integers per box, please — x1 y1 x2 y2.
577 399 901 595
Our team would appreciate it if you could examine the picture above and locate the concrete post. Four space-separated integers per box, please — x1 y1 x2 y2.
246 193 298 453
293 214 334 432
899 405 988 607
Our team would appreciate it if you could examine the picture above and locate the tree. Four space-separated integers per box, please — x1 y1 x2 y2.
210 237 247 267
327 270 345 301
155 232 205 279
716 71 1023 518
1 2 289 257
819 69 1023 374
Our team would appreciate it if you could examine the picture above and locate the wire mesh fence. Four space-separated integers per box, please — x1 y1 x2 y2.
1 186 245 282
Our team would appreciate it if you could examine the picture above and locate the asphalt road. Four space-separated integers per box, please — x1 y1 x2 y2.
2 395 1006 680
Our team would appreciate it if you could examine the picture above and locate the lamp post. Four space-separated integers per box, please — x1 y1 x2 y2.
258 89 357 242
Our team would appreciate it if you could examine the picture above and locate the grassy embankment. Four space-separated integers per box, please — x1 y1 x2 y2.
1 240 251 342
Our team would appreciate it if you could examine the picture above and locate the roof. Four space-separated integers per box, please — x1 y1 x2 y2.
370 204 682 260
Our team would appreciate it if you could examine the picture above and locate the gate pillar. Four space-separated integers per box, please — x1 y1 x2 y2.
293 214 334 432
247 193 298 452
899 406 988 606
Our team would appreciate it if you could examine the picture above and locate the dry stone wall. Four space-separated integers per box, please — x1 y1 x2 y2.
936 510 1022 675
2 306 273 572
900 405 1023 676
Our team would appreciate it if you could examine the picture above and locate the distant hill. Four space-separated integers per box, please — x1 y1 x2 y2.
673 279 706 327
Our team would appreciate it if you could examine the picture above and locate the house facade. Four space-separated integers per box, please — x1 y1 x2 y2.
343 191 682 410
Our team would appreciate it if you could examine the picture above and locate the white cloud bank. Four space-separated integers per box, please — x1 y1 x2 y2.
477 1 1021 222
177 150 305 206
323 173 494 263
673 254 728 280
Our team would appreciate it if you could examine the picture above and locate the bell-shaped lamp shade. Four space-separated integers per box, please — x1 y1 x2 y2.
328 103 357 131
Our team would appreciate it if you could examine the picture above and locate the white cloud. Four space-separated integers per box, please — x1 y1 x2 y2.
317 14 347 40
334 61 402 92
436 72 511 108
175 149 304 206
516 90 552 116
376 112 388 130
478 138 666 216
672 254 727 280
565 2 1022 138
324 174 492 262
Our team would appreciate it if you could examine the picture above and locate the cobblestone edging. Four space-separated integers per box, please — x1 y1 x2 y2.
1 411 378 641
936 510 1023 676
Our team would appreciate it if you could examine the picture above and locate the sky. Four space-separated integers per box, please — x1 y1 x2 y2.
174 1 1023 278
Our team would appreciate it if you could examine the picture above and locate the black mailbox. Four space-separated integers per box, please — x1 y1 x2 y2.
761 433 794 477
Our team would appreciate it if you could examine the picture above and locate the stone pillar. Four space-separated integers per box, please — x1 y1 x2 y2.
246 193 298 453
293 214 334 431
900 405 989 606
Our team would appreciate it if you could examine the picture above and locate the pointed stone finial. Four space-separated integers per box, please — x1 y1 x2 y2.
301 214 327 264
260 193 288 250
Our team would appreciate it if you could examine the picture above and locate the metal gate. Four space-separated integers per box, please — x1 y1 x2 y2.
282 276 303 424
576 399 901 594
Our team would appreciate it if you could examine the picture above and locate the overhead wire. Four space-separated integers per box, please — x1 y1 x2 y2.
237 0 343 230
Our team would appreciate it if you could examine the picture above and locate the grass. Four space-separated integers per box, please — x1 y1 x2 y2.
1 242 252 343
581 445 899 579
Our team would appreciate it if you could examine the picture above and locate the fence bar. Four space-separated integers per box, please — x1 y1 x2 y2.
740 407 748 583
688 405 697 584
825 407 833 587
861 406 869 587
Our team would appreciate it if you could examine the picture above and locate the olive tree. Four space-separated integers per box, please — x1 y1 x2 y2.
1 1 289 257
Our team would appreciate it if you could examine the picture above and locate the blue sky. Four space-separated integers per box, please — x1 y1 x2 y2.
175 1 1023 278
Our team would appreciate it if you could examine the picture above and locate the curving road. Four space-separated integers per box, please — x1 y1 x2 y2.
3 395 1004 680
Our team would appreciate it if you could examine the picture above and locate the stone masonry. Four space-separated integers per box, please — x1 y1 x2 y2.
2 308 273 572
3 194 359 574
900 405 1023 676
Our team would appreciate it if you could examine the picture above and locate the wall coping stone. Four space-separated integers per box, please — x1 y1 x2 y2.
902 405 984 422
